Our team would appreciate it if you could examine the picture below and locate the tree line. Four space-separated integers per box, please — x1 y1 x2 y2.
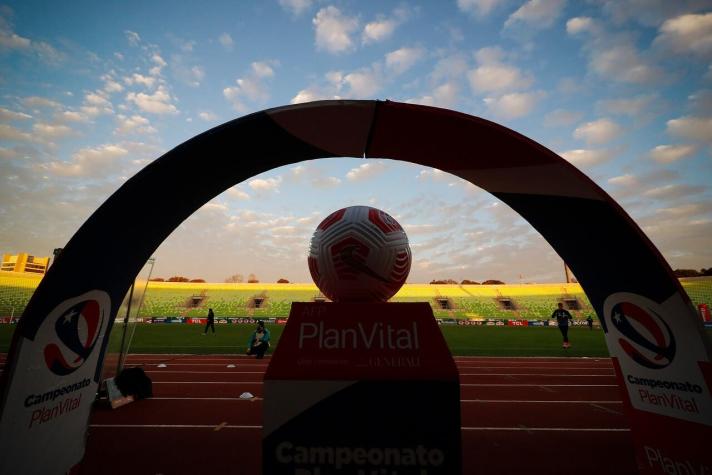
673 267 712 277
430 279 505 285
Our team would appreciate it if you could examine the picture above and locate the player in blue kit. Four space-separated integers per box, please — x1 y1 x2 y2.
551 302 573 349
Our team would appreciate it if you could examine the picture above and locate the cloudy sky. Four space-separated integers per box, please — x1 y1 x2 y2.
1 0 710 284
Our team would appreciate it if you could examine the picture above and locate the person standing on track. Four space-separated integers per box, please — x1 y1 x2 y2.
246 320 270 358
203 308 215 335
551 302 573 348
586 314 594 330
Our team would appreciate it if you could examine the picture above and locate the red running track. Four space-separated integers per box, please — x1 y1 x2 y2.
1 355 639 474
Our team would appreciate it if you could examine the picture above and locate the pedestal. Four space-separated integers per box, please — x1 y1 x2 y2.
263 302 461 474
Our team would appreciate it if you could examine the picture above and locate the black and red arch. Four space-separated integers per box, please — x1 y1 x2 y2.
0 100 709 474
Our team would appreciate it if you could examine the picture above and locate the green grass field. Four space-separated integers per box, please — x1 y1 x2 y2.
0 323 614 357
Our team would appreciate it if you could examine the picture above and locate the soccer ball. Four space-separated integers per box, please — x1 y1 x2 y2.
308 206 411 302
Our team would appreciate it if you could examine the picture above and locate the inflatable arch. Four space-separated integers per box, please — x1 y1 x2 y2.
1 100 710 474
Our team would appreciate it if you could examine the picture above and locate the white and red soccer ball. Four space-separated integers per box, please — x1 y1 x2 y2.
308 206 411 302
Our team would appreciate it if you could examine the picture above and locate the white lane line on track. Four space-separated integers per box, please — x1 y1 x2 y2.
454 358 611 361
457 365 612 371
140 363 266 367
145 371 264 374
153 381 263 384
462 384 618 387
150 381 618 387
146 371 615 377
89 424 261 429
461 400 622 404
459 373 615 377
589 403 623 415
462 427 630 432
144 397 622 404
88 424 630 432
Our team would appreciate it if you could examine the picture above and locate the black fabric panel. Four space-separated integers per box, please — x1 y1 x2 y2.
263 380 461 474
495 192 681 330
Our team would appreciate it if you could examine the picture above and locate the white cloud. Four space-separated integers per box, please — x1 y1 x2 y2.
218 32 234 51
311 176 342 188
172 60 205 87
385 47 424 75
598 0 711 27
32 122 73 140
417 168 450 182
590 42 664 84
649 144 697 163
543 109 582 127
313 6 359 54
468 47 533 93
56 110 87 123
251 61 275 77
560 148 613 167
124 73 157 88
568 17 665 85
0 29 31 50
430 54 469 83
223 61 277 112
151 53 167 71
608 174 639 187
126 85 178 115
227 186 250 200
101 74 124 94
688 90 712 114
291 88 332 104
248 176 282 193
343 68 383 97
654 12 712 58
666 116 712 144
407 82 460 108
125 30 141 46
597 94 658 117
643 184 706 199
0 107 31 122
566 16 598 35
363 18 397 45
22 96 62 109
0 14 63 64
39 144 129 177
483 91 544 119
0 124 33 142
279 0 313 16
456 0 509 17
0 124 35 142
198 111 218 121
85 92 112 108
346 162 387 181
573 118 621 144
504 0 566 29
0 146 20 160
114 114 156 135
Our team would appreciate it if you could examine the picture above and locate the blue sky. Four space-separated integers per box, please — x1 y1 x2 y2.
1 0 710 284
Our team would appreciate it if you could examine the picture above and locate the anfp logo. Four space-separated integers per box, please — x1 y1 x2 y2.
44 299 105 376
609 301 676 369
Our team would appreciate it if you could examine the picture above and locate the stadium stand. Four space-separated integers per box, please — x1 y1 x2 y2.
2 274 710 321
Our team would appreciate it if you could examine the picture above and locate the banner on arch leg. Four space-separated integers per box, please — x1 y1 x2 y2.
603 292 712 474
0 290 111 475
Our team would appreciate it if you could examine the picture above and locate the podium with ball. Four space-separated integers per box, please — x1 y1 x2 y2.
263 207 462 474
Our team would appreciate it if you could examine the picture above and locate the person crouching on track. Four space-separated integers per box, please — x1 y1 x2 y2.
246 320 270 359
551 302 573 349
